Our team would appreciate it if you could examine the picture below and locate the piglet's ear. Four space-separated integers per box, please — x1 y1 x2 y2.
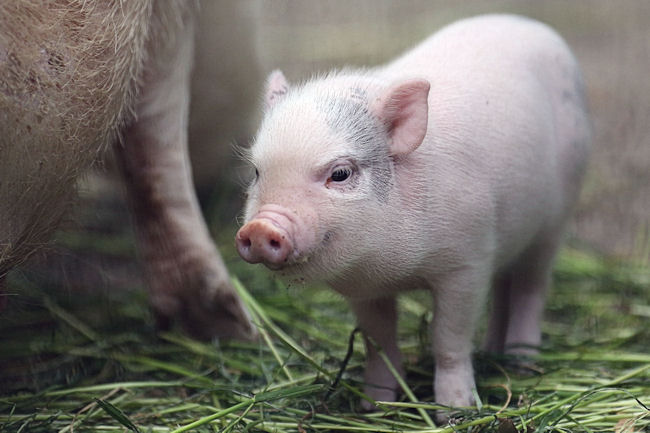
372 79 430 157
264 70 290 110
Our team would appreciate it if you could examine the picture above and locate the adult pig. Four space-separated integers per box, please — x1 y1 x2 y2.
236 15 590 414
0 1 254 340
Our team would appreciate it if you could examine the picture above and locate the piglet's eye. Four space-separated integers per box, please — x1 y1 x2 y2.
330 167 351 182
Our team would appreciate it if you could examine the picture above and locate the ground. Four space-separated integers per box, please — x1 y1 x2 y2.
0 194 648 432
1 1 649 432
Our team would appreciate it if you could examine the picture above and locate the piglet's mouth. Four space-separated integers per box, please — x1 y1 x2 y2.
271 232 332 275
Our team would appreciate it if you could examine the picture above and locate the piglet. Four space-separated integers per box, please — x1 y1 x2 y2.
236 14 590 417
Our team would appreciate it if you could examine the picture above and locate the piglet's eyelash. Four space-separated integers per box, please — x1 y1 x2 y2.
330 167 352 182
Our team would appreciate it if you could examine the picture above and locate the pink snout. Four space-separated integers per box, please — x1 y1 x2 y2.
236 219 293 268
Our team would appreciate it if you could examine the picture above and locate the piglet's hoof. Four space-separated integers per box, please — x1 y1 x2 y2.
149 266 257 341
360 386 397 412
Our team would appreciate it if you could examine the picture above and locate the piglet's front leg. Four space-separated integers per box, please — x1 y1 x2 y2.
114 2 255 341
430 267 490 422
349 296 404 410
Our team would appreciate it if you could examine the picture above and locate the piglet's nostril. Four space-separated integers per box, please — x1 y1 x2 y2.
236 219 293 266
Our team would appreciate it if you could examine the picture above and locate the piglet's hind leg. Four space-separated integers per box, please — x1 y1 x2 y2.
502 234 563 355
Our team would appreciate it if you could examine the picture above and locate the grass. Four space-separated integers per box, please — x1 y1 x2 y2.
0 212 648 432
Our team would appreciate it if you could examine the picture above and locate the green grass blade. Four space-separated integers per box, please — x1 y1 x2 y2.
94 398 140 433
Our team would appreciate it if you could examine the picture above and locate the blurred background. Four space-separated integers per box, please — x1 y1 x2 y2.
43 0 650 296
184 0 649 263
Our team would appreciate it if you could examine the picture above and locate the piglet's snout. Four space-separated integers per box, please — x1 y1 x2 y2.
236 219 293 267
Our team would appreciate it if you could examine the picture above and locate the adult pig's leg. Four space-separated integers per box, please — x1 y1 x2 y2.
114 2 254 340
